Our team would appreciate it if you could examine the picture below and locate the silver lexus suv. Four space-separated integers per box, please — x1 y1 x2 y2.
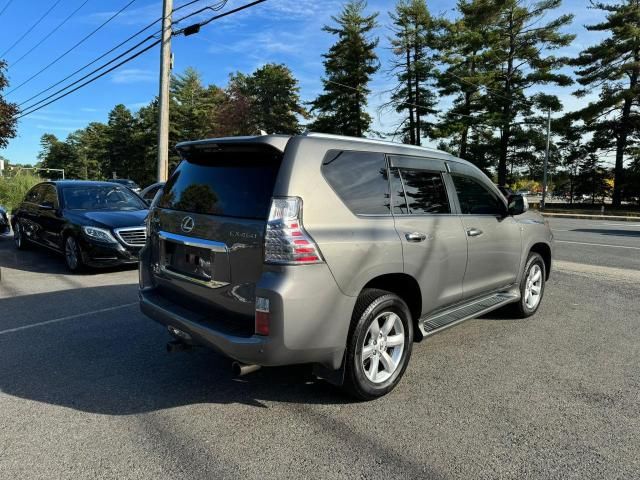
139 133 553 399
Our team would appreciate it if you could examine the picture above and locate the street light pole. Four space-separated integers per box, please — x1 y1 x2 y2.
541 107 551 210
156 0 173 182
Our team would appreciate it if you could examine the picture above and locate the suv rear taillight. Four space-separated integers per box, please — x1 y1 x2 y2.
264 197 323 264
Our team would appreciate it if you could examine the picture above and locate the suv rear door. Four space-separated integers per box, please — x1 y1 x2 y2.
149 143 284 334
389 155 467 313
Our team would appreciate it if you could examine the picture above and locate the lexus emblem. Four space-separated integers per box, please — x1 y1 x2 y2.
181 216 195 233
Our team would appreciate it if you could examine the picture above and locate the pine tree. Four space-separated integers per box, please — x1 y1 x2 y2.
571 0 640 206
106 105 135 179
134 100 160 185
387 0 438 145
484 0 574 186
434 0 498 160
309 0 380 136
171 68 215 141
0 60 18 149
243 63 307 134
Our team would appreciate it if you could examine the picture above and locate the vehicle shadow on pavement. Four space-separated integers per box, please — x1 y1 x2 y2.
0 236 137 275
0 284 351 415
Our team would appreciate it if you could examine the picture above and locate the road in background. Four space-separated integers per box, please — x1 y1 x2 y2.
548 217 640 270
0 218 638 480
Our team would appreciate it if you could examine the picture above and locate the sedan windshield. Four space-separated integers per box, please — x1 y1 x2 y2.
62 185 146 211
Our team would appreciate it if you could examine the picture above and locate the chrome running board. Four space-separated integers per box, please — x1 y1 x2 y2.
418 292 519 337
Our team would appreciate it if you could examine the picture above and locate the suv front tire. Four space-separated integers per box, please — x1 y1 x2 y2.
343 289 413 400
512 252 546 318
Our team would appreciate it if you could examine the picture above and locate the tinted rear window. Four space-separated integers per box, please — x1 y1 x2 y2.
398 169 451 214
322 150 390 215
158 149 281 219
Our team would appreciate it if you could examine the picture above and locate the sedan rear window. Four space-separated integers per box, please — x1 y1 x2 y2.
159 149 282 219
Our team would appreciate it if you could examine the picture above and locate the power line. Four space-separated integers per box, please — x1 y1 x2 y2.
17 41 161 119
17 0 267 119
10 0 93 67
6 0 139 97
15 0 202 107
174 0 267 34
0 0 15 18
0 0 64 58
172 0 228 27
19 34 159 113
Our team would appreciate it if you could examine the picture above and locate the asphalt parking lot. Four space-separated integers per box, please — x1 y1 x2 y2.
0 217 638 480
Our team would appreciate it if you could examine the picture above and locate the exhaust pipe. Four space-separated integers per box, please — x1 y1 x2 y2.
232 362 261 377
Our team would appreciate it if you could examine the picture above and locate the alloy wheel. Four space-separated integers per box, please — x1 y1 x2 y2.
361 311 405 384
14 223 22 248
524 264 543 310
65 237 79 270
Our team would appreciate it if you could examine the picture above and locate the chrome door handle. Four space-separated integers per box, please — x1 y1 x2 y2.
466 228 483 237
405 232 427 242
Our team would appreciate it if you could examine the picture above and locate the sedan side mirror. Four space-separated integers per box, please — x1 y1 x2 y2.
508 194 528 216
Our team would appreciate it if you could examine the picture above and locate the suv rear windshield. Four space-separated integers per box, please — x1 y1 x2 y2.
158 149 281 219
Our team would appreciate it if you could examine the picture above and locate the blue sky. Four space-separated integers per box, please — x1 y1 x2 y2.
1 0 605 165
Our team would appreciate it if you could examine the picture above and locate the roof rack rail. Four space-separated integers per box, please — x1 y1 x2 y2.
301 131 445 154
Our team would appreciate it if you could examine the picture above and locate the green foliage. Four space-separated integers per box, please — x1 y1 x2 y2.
238 63 307 134
35 65 306 186
0 173 41 211
0 60 18 150
387 0 439 145
309 0 380 136
482 0 574 186
433 0 499 161
570 0 640 206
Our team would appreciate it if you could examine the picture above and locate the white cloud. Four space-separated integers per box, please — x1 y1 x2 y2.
111 68 156 84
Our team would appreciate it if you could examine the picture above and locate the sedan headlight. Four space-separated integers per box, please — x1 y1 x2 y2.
82 226 117 243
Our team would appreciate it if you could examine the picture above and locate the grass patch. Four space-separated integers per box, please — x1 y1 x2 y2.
0 174 41 212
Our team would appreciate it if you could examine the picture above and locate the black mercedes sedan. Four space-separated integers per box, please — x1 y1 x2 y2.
11 181 148 272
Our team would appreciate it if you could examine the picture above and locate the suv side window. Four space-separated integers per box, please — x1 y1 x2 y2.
41 185 60 208
452 174 505 215
395 168 451 214
390 169 408 214
322 150 390 215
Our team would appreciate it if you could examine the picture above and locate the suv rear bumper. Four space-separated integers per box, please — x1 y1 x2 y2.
139 262 355 370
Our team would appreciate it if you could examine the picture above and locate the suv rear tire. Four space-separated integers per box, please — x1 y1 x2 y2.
343 288 413 400
512 252 546 318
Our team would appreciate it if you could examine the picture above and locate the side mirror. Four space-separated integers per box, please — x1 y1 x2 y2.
508 194 528 216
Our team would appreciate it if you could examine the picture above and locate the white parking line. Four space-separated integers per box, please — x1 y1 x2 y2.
0 302 138 336
555 240 640 250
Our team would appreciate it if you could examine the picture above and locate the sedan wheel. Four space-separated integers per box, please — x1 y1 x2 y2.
64 236 84 272
14 222 28 250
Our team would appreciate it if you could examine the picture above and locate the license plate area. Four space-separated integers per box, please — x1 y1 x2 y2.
158 231 230 289
164 242 213 282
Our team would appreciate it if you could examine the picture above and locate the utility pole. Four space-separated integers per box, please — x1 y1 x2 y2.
157 0 173 182
541 107 551 210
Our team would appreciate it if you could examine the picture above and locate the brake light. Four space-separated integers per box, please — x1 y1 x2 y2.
264 197 323 264
255 297 270 336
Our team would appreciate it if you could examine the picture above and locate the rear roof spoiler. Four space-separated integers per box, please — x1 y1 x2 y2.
176 135 291 155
